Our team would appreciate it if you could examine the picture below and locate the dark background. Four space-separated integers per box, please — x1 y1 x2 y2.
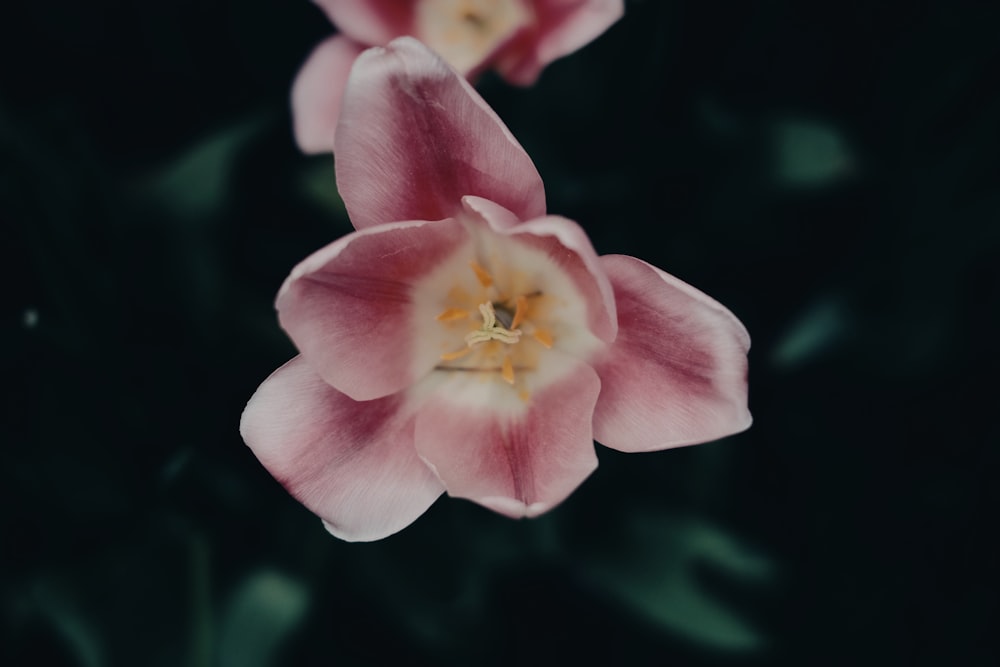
3 1 998 665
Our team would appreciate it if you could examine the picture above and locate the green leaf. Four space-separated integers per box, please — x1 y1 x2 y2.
581 512 771 651
771 295 848 368
773 119 853 188
145 114 269 219
218 570 309 667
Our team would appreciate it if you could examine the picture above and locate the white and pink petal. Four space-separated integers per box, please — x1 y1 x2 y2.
277 217 469 401
335 37 546 230
500 214 618 344
461 198 618 344
291 35 367 154
413 358 601 517
591 254 752 452
240 357 445 542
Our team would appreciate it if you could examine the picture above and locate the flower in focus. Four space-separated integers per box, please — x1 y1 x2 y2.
242 38 751 541
292 0 624 152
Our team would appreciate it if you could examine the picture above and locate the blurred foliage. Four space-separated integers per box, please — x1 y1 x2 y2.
579 511 772 651
2 0 999 665
769 119 853 189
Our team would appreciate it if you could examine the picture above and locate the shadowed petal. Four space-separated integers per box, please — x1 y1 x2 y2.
413 360 600 517
461 195 521 230
335 37 545 230
277 218 469 401
503 215 618 343
461 199 617 343
240 357 445 542
592 255 751 452
292 35 367 154
497 0 624 85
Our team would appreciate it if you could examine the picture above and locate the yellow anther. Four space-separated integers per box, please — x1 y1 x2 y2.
440 347 472 361
469 260 493 288
501 356 515 385
510 295 528 329
436 307 470 322
532 329 553 348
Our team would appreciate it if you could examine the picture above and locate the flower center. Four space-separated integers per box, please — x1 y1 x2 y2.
414 0 533 74
465 301 522 346
435 260 554 390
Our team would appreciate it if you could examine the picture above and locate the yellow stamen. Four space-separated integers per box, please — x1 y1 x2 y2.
510 294 528 329
469 260 493 288
532 328 553 348
440 347 472 361
436 307 470 322
501 356 515 385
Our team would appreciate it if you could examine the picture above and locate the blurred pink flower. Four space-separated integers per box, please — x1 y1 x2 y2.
242 38 751 541
292 0 624 153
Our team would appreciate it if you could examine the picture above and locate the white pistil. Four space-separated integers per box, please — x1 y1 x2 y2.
465 301 522 346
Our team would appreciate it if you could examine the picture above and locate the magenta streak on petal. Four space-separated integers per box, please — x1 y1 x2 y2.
240 356 445 542
335 37 545 230
591 255 751 452
501 215 618 343
277 218 469 401
484 420 531 506
414 359 600 517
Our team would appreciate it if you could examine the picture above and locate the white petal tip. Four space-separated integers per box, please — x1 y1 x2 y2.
476 496 552 519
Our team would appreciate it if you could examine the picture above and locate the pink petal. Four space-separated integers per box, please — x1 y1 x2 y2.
413 359 601 517
460 195 521 231
312 0 412 45
496 0 624 85
501 214 618 343
240 357 444 542
335 37 546 230
277 217 469 401
459 199 617 348
591 255 752 452
291 35 367 154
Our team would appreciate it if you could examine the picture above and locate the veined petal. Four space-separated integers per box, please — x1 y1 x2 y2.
410 207 610 372
461 198 617 345
291 35 366 154
499 214 618 344
240 357 444 542
312 0 411 45
469 214 618 342
335 37 545 230
413 359 600 517
461 195 521 231
495 0 624 85
277 218 470 401
592 255 752 452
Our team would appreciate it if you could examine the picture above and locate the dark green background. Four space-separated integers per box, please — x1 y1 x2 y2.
3 1 997 665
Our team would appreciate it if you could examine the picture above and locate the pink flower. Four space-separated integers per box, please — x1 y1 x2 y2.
242 38 751 541
292 0 624 153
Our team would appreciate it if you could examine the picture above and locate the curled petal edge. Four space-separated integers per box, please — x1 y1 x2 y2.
591 254 751 452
